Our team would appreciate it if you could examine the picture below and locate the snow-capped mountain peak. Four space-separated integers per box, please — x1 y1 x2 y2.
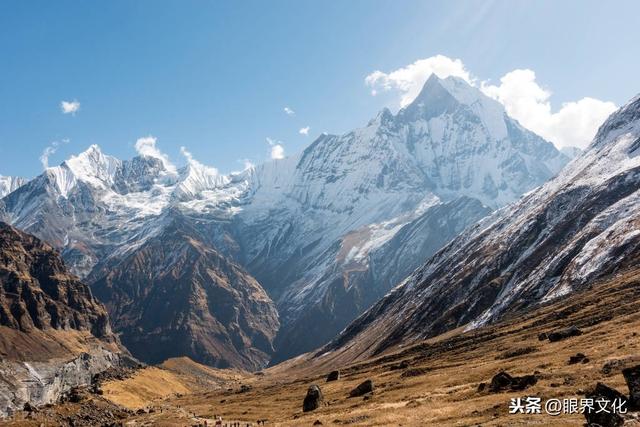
400 74 508 140
48 144 122 195
174 157 230 200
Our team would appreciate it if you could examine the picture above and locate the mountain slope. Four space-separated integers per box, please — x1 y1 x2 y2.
238 75 568 361
323 93 640 360
0 176 26 198
269 197 491 362
88 212 279 370
0 75 570 366
0 222 111 338
0 222 132 417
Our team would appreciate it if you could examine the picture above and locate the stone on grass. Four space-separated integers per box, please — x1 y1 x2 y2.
326 370 340 382
303 385 324 412
349 379 374 397
547 326 582 342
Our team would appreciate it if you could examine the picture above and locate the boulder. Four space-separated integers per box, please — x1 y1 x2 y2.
488 372 537 392
569 353 589 365
584 383 627 427
303 385 324 412
67 387 85 403
623 364 640 408
547 326 582 342
537 332 548 341
326 370 340 382
238 384 252 393
349 379 374 397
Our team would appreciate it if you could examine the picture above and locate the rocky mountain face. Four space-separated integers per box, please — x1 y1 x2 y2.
0 221 111 337
88 213 279 370
323 93 640 360
0 222 132 417
267 197 492 362
0 75 570 367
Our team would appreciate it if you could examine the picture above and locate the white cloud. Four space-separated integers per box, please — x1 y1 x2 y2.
299 126 310 136
481 69 617 149
134 135 177 174
180 146 220 175
40 138 70 169
267 137 285 160
365 55 473 107
60 100 80 115
241 159 255 170
179 146 195 163
365 55 617 149
284 106 295 116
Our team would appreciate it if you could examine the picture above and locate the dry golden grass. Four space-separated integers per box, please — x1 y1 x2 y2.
3 268 640 426
101 366 193 409
0 327 120 362
135 267 640 426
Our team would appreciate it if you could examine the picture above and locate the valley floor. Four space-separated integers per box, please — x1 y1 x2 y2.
4 266 640 426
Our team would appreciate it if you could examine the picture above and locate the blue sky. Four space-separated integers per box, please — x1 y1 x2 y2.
1 0 639 177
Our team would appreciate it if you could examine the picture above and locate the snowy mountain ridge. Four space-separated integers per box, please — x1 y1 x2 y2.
0 175 27 198
1 74 572 365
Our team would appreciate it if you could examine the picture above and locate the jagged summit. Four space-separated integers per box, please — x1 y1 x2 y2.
60 144 121 189
399 74 509 140
174 158 229 200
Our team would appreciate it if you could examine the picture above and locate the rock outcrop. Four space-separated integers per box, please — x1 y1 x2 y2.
89 213 279 370
547 326 582 342
0 350 137 417
0 222 127 417
623 365 640 408
0 222 111 338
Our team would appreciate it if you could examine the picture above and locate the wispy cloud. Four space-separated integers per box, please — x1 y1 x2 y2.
284 106 295 116
267 137 285 160
180 146 220 173
299 126 310 136
40 138 70 169
60 100 80 115
366 54 617 149
134 135 177 174
241 159 255 170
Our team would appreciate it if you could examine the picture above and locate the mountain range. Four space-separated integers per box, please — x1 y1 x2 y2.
323 92 640 361
0 75 571 368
